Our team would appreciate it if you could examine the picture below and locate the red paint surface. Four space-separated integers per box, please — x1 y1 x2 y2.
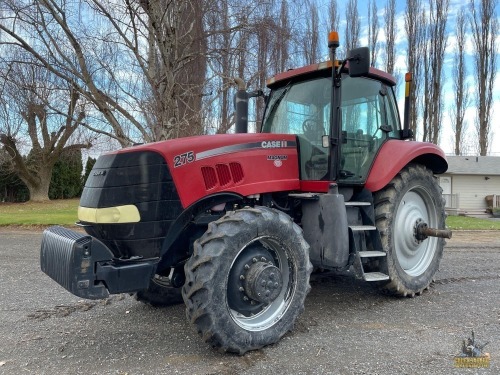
110 133 300 208
106 136 447 205
299 180 330 192
365 140 447 192
267 61 396 87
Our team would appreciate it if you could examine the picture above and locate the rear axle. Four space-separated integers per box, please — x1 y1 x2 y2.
416 222 452 240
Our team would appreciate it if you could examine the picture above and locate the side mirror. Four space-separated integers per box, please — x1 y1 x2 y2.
347 47 370 77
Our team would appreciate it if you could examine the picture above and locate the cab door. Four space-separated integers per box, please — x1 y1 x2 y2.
338 75 400 184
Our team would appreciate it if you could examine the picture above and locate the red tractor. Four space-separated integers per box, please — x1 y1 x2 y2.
41 33 451 354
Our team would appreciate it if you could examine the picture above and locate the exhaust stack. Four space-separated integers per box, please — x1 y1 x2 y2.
234 77 248 133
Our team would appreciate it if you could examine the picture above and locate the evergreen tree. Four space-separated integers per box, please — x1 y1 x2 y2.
0 155 29 202
0 165 30 202
82 157 97 187
49 150 83 200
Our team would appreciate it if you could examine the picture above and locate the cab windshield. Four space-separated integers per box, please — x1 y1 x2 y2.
262 74 400 182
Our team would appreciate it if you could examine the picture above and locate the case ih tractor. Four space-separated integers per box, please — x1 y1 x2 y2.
41 33 451 354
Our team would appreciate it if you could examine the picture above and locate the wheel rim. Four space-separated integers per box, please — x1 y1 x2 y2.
226 236 296 331
394 185 438 276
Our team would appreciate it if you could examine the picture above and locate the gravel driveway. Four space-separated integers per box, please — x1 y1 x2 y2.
0 229 498 374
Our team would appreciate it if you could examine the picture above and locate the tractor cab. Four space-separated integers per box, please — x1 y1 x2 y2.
262 61 401 185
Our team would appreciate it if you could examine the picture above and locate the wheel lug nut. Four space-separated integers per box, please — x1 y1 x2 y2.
261 257 267 261
240 275 245 280
244 264 250 270
261 280 266 286
243 296 249 301
265 290 270 296
252 258 258 263
269 273 274 279
250 301 255 305
274 282 279 288
239 287 244 292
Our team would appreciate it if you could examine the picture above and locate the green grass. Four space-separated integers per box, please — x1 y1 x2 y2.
0 199 79 226
1 199 499 230
446 215 500 230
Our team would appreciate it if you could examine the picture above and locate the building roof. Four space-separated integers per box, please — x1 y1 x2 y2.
445 156 500 175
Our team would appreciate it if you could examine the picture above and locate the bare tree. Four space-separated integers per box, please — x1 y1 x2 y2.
345 0 360 52
421 0 449 144
404 0 426 139
302 1 320 64
469 0 498 155
384 0 396 74
450 7 470 155
0 0 207 146
275 1 291 73
205 0 234 134
368 0 379 67
328 0 340 32
205 0 298 134
0 58 90 201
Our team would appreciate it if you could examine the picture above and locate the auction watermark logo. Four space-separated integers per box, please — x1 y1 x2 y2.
454 331 490 368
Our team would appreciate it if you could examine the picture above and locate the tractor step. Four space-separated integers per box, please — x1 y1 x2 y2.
358 251 386 258
363 272 390 282
345 201 371 206
347 202 390 283
288 193 321 199
349 225 377 231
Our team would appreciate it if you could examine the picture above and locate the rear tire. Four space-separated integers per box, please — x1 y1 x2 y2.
182 206 313 354
374 164 445 297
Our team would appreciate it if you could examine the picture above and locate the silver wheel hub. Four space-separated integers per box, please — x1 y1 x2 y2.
244 262 283 304
394 188 438 276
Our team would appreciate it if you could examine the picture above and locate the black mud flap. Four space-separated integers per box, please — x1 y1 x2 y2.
40 226 157 299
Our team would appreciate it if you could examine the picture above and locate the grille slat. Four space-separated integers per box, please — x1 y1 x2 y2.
201 166 218 190
229 162 244 183
216 164 231 186
201 162 245 191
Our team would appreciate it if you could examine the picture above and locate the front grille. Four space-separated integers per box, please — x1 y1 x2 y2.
80 151 182 258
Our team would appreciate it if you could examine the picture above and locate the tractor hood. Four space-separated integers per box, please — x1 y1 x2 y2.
104 133 300 209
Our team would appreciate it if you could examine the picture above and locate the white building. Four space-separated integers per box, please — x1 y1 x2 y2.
439 156 500 216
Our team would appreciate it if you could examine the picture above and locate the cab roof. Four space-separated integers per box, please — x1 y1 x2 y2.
266 60 397 88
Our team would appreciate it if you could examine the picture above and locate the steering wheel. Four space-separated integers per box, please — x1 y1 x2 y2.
302 119 321 141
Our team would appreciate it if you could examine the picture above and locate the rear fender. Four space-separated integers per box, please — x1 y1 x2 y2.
365 140 447 192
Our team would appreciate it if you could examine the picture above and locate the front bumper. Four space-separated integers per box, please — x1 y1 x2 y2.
40 226 158 299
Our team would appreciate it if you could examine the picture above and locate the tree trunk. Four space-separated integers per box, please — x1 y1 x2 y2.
23 168 52 202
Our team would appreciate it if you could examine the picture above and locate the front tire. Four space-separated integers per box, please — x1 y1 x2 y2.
182 206 313 354
374 164 445 297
